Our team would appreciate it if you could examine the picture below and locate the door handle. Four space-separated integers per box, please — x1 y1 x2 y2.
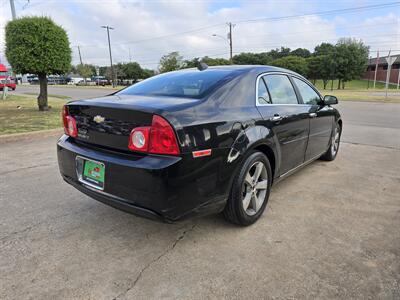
309 113 317 118
271 114 283 122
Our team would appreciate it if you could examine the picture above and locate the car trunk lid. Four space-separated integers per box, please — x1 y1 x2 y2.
66 94 198 152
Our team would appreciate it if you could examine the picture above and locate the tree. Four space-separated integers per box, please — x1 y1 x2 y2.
271 55 308 76
290 48 311 58
5 17 71 110
122 62 144 82
335 38 368 89
113 63 126 83
76 64 94 82
313 43 337 89
184 56 230 68
141 68 155 79
159 52 184 73
314 43 335 56
268 47 291 59
306 56 323 84
232 52 273 65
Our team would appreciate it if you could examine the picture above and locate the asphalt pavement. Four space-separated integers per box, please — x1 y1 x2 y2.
1 88 399 299
13 84 116 100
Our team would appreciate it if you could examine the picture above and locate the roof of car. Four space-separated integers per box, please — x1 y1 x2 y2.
182 64 299 75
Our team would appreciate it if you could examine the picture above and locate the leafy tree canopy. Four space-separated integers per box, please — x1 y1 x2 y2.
5 16 71 75
271 55 309 76
76 64 94 79
232 52 273 65
159 52 184 73
5 16 71 110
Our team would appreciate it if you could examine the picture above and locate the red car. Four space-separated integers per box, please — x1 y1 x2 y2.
0 64 16 91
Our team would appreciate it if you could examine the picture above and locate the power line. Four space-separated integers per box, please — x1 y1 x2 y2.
235 1 400 24
76 2 400 48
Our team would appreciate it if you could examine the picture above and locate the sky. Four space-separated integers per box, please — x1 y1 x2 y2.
0 0 399 70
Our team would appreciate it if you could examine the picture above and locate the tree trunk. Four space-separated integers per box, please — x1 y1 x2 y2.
341 81 345 90
337 79 341 90
330 79 334 91
323 80 328 89
37 74 49 111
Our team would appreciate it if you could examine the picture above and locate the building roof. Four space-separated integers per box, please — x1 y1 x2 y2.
368 54 400 66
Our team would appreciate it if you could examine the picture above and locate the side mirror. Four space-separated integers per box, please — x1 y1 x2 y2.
323 95 338 105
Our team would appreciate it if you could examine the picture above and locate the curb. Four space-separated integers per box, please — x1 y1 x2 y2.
0 128 63 143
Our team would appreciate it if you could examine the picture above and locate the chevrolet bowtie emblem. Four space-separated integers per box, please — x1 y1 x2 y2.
93 115 105 124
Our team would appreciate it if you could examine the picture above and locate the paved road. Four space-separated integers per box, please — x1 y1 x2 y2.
13 84 117 100
337 101 400 149
1 91 399 299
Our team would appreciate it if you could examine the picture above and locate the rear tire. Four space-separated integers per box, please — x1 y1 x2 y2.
223 151 272 226
320 122 341 161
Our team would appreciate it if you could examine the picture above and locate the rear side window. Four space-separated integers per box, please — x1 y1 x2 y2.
117 69 239 99
263 75 298 104
292 77 321 105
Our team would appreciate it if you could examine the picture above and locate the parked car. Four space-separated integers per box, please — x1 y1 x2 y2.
0 64 16 91
92 76 108 86
76 79 96 86
57 65 342 225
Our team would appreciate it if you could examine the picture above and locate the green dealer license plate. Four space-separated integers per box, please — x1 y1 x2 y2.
82 159 105 189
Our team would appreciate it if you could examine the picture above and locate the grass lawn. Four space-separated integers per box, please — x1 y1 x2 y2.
314 79 398 90
315 80 400 103
0 94 67 135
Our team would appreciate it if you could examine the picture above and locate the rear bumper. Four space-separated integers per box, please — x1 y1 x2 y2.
57 135 230 222
62 175 167 222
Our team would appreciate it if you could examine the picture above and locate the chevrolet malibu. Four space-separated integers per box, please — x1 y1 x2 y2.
57 65 342 226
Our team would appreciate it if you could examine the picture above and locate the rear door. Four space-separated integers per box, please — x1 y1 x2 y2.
291 76 333 160
256 73 310 175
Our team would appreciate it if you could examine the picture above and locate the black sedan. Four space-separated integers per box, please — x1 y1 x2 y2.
57 65 342 226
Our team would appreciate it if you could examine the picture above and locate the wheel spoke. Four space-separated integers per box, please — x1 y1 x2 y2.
242 192 252 210
255 179 268 190
245 173 253 186
253 162 263 182
251 193 259 212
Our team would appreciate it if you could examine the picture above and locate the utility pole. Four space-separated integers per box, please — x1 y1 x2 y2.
77 46 83 65
77 46 86 84
373 51 379 89
9 0 16 20
101 25 115 87
397 64 400 90
384 50 395 99
227 22 235 63
367 56 371 89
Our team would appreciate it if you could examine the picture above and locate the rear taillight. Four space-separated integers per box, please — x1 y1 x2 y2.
128 115 180 155
62 105 78 138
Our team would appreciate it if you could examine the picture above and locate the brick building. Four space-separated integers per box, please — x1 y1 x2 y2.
363 54 400 84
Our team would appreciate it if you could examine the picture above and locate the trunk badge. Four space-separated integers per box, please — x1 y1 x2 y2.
93 115 105 124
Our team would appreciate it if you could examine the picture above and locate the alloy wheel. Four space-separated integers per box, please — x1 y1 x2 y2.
331 125 340 156
242 161 268 216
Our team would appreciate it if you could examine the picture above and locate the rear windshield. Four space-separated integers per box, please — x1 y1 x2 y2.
117 69 240 99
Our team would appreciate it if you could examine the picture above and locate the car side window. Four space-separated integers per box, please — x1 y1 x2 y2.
263 75 298 105
292 77 321 105
257 77 271 105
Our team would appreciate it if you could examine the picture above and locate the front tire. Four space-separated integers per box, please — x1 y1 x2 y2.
320 122 341 161
223 151 272 226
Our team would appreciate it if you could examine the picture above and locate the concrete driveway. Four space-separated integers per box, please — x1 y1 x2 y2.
1 99 399 299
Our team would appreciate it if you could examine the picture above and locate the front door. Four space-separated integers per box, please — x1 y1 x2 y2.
291 77 334 160
256 74 310 175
